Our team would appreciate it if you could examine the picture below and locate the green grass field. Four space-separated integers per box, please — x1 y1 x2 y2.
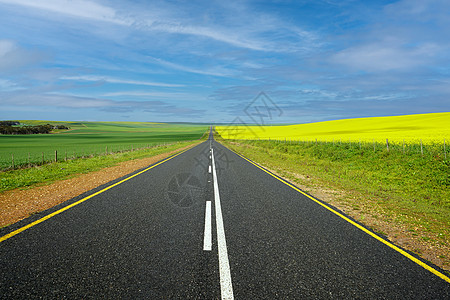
0 121 208 170
0 140 201 193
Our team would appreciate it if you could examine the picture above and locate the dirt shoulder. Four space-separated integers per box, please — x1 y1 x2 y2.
0 143 199 228
271 168 450 272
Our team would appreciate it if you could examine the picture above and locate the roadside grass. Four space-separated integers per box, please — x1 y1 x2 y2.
217 137 449 257
0 140 200 192
0 121 207 170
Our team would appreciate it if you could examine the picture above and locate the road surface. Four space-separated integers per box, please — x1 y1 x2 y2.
1 131 449 299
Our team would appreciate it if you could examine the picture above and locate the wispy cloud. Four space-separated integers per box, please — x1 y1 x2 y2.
0 79 23 91
0 92 204 116
148 57 236 77
61 75 185 87
0 0 130 25
103 91 190 99
1 93 110 108
0 0 318 53
148 22 268 52
331 42 442 72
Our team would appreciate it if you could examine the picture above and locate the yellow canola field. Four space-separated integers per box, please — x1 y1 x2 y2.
216 112 450 145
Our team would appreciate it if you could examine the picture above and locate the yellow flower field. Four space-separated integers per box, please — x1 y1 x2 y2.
217 112 450 144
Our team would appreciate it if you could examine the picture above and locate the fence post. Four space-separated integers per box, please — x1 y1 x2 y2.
105 146 108 155
420 139 423 156
386 139 389 152
55 150 58 162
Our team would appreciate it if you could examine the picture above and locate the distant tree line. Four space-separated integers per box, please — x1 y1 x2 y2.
0 121 20 126
0 122 69 135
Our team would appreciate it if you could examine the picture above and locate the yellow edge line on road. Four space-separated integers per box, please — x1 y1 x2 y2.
0 146 195 244
230 148 450 284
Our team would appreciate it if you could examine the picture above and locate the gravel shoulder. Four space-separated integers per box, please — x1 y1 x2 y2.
0 143 199 228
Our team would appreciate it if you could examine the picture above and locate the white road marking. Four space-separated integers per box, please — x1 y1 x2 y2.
208 165 212 173
211 148 234 300
203 201 212 251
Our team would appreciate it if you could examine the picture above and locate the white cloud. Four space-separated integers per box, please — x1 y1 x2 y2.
327 0 450 74
0 39 45 72
384 0 450 23
0 0 318 53
61 75 184 87
0 79 24 91
0 40 15 56
331 43 441 72
0 0 130 25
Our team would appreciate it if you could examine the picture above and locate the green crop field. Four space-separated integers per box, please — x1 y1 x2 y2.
0 121 208 170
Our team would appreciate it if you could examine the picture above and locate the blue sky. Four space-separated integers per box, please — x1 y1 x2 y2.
0 0 449 124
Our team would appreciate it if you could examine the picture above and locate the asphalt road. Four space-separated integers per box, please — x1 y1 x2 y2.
1 132 449 299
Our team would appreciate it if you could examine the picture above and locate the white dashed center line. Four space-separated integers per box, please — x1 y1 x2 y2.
203 201 212 251
211 148 234 300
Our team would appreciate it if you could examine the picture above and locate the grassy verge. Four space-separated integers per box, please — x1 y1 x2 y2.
217 136 449 268
0 140 200 192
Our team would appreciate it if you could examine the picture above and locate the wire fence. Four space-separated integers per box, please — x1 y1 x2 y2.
229 137 449 160
1 142 188 171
